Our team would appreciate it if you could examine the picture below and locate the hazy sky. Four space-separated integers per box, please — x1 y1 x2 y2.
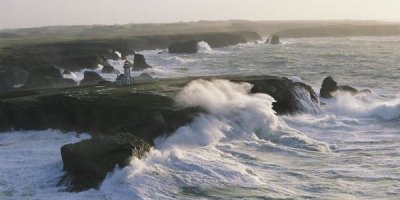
1 0 400 29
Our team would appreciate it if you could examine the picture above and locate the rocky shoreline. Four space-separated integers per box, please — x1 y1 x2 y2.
0 75 322 191
0 31 261 92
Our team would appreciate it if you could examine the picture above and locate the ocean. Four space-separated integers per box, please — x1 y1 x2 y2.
1 36 399 199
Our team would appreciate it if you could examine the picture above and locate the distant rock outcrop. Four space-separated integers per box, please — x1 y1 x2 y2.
22 67 76 90
265 35 280 45
101 64 119 74
60 133 151 192
133 54 152 71
320 76 368 98
168 40 199 54
80 71 105 86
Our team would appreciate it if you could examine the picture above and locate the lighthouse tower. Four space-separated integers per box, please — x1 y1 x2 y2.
123 60 132 85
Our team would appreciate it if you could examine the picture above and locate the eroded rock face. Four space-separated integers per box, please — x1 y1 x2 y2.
168 40 199 54
0 89 202 142
248 77 320 114
0 76 321 137
133 54 152 71
320 76 362 98
80 71 105 86
59 133 151 192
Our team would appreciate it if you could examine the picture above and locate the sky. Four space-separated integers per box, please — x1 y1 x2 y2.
1 0 400 29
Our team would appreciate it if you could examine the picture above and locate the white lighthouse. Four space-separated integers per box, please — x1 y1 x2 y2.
116 60 134 86
123 60 132 85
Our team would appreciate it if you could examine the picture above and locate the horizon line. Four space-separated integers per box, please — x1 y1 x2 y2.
1 19 400 31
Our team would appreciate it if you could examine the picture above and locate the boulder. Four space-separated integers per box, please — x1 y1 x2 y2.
320 76 361 98
168 40 199 54
22 67 76 90
80 71 105 86
60 133 151 192
246 77 320 114
101 64 119 74
266 35 280 45
320 76 338 98
133 54 152 71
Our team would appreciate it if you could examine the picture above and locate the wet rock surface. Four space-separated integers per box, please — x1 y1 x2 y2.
320 76 366 98
60 133 151 192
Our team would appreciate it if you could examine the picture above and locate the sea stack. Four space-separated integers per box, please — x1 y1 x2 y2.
320 76 364 98
133 53 152 71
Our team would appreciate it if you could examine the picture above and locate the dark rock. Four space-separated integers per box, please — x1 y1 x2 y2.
245 77 320 114
22 67 76 90
0 86 201 143
60 133 151 192
133 54 152 71
320 76 365 98
320 76 338 98
168 40 199 54
266 35 280 45
101 64 119 74
337 85 358 95
80 71 105 86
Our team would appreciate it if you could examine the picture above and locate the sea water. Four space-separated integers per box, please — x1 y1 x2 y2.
1 37 400 199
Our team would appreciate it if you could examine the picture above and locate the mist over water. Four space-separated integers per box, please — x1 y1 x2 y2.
2 37 400 199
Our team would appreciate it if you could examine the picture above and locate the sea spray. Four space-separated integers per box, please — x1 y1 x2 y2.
197 41 213 53
326 92 400 120
100 79 330 198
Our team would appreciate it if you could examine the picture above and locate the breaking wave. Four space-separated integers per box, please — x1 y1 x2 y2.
99 79 330 199
325 92 400 121
197 41 213 53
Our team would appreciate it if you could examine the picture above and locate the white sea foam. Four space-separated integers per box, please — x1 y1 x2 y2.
197 41 213 53
114 51 122 58
0 130 95 200
97 79 330 199
325 92 400 121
